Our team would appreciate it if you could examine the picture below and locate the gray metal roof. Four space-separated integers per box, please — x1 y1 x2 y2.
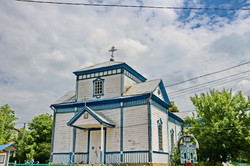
174 111 197 120
52 91 76 104
75 61 124 72
124 79 161 96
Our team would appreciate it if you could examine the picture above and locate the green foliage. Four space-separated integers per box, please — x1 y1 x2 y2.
170 147 182 165
184 89 250 163
169 101 180 113
0 104 17 144
14 113 52 163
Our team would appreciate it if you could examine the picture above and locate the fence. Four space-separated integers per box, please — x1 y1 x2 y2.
9 161 79 166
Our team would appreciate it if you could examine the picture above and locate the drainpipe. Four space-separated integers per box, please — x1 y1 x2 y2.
147 93 153 163
49 106 56 163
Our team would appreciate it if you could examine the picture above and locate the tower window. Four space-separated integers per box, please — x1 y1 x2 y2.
93 77 104 98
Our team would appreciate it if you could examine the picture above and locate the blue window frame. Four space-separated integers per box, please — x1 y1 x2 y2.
157 119 163 151
93 77 104 98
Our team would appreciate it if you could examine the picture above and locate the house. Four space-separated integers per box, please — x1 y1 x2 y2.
50 54 183 165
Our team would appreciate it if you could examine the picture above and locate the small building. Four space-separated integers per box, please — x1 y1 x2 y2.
50 53 183 165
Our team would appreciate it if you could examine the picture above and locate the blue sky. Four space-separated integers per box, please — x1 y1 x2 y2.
0 0 250 126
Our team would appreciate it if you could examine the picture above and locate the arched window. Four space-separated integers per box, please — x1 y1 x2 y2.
157 119 163 151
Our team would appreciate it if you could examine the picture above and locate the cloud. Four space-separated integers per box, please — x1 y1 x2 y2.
0 0 250 124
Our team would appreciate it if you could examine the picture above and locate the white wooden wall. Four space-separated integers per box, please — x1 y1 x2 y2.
99 108 120 152
123 75 137 93
123 105 148 151
151 105 168 152
75 129 88 153
153 86 164 101
77 74 122 101
53 113 74 153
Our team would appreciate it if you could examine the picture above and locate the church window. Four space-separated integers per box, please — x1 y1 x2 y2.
104 71 107 75
117 69 121 73
83 75 86 79
108 70 112 74
100 72 103 76
93 77 104 98
91 73 94 77
113 69 117 74
157 119 163 151
87 74 90 78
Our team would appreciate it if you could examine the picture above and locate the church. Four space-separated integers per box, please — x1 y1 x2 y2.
50 48 183 165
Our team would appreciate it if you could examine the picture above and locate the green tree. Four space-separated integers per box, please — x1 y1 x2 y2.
28 113 53 163
14 113 53 163
184 89 250 164
169 101 179 113
0 104 17 144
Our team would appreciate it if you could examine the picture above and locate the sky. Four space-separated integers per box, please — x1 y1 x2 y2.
1 0 250 127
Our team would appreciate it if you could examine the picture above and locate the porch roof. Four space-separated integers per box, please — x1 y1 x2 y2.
67 106 115 129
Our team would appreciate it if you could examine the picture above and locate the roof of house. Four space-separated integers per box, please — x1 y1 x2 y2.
0 144 18 151
75 61 124 72
174 111 197 120
124 79 161 96
52 91 76 105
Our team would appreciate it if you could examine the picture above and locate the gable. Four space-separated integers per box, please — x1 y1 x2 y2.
67 106 115 129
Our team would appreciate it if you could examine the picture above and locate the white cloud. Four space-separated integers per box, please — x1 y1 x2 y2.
0 0 250 124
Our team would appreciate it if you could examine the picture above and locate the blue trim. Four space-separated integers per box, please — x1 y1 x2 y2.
52 94 150 109
168 111 183 123
151 94 171 109
51 108 56 154
87 129 90 164
73 63 147 82
159 80 171 105
148 100 152 162
153 151 169 155
67 106 115 128
120 102 123 162
53 153 71 155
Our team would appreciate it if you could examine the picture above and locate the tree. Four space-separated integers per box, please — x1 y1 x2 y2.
14 113 53 163
169 101 180 113
28 113 53 163
184 89 250 164
0 104 17 144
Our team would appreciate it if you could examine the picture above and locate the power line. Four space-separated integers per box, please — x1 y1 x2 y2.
165 61 250 87
14 0 250 11
170 73 250 99
169 70 250 95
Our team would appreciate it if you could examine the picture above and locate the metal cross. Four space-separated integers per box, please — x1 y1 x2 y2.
109 46 117 61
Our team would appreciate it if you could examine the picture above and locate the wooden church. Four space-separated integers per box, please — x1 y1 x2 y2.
50 48 183 165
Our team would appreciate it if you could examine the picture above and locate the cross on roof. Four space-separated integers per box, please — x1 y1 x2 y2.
109 46 117 61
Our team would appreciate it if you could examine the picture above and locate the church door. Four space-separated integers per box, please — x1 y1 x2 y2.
89 130 103 164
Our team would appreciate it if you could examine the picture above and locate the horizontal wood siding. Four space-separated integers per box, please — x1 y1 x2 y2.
152 152 169 163
77 74 121 101
75 129 88 153
123 75 136 93
151 105 168 152
99 109 120 152
153 86 164 101
123 105 148 151
54 113 74 153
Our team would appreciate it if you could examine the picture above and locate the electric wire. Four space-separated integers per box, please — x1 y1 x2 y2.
165 61 250 87
14 0 250 11
169 73 250 99
168 70 250 95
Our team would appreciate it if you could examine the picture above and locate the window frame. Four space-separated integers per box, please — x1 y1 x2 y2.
93 77 104 98
157 119 163 151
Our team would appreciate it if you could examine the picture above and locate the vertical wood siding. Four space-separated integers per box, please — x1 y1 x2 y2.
123 152 148 163
123 105 148 151
52 154 70 164
106 152 120 163
74 153 88 163
54 113 74 153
